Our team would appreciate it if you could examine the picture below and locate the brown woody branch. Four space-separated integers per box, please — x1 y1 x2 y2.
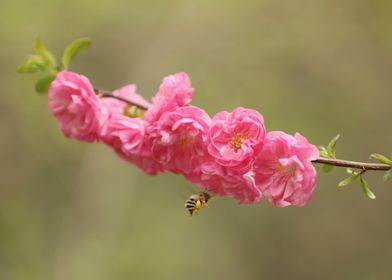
312 157 391 171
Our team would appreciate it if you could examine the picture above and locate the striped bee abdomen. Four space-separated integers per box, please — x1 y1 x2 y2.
185 197 199 216
184 192 211 216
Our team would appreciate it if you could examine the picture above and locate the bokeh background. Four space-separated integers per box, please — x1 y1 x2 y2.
1 0 392 279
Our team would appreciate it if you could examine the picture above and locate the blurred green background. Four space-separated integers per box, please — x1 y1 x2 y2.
1 0 392 279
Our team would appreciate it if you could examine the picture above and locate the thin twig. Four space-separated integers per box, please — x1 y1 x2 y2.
94 88 149 111
312 157 391 171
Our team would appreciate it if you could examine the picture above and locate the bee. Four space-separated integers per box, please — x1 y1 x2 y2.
184 192 211 216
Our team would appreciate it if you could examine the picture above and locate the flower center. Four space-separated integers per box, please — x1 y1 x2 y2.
177 135 194 147
276 162 296 176
229 134 247 151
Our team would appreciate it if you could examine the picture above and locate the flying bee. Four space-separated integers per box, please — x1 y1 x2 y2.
184 192 211 216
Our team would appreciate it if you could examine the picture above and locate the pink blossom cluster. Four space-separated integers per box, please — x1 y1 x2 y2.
48 71 320 207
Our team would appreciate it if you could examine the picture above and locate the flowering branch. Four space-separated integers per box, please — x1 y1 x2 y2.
18 37 392 211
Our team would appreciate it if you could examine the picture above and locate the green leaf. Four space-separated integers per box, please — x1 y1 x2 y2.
34 37 57 68
338 173 359 187
370 153 392 166
35 75 55 94
326 134 340 158
360 176 376 199
61 38 91 70
384 169 392 181
318 146 329 158
346 168 356 175
322 164 333 173
17 55 46 73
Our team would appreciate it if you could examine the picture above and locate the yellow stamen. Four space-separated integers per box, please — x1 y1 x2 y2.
276 162 296 175
177 135 194 147
230 134 247 151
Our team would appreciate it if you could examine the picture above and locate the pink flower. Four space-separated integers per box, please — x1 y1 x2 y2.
148 106 211 175
207 107 266 174
253 131 320 207
100 115 165 176
189 161 262 204
144 72 194 123
100 84 151 116
98 84 164 175
48 71 107 142
100 114 145 156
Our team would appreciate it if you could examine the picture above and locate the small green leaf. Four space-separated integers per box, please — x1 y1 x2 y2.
384 169 392 182
62 37 91 70
124 105 145 118
370 153 392 166
360 176 376 199
34 37 57 68
17 55 46 73
346 168 356 175
318 146 329 158
326 134 340 158
322 164 333 173
35 75 55 94
338 173 359 187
